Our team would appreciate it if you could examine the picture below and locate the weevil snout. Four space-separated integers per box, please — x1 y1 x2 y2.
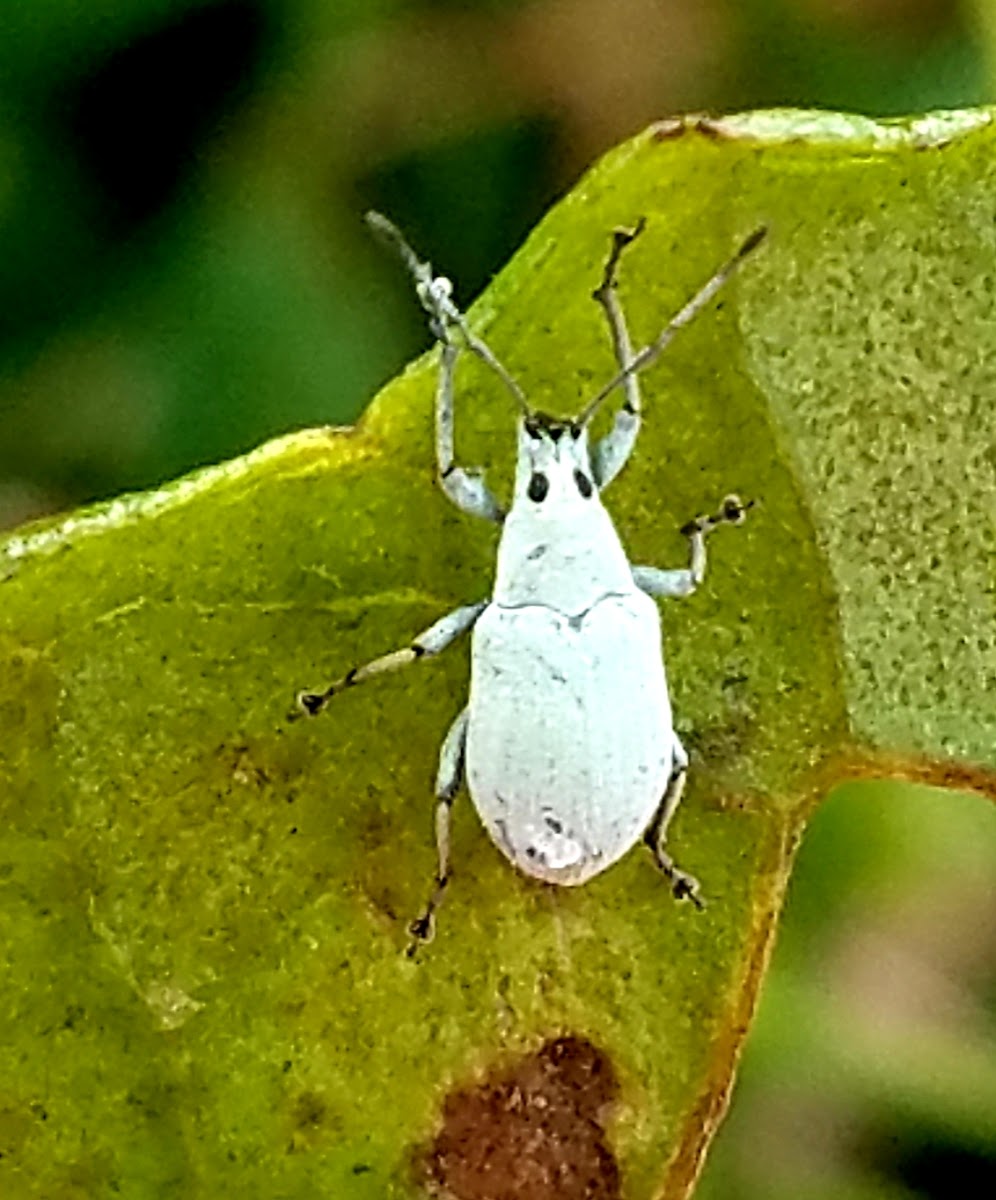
523 411 581 443
516 413 597 510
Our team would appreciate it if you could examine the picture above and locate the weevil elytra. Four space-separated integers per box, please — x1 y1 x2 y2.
297 212 766 953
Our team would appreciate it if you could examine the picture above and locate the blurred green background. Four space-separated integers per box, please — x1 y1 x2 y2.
1 1 993 1197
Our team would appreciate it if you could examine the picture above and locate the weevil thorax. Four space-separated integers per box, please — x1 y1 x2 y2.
491 412 635 615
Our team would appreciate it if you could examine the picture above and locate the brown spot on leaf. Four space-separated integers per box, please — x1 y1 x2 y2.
651 114 730 142
652 116 688 140
690 116 727 140
417 1035 620 1200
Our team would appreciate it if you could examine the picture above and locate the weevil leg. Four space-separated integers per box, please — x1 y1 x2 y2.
632 564 699 599
407 705 469 956
366 211 525 524
436 340 505 523
590 220 646 490
294 600 488 718
644 734 703 908
633 494 754 600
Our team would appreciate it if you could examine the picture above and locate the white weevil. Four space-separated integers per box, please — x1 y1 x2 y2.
297 212 766 953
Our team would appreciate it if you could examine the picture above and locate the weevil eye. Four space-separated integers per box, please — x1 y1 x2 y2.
569 423 581 439
528 472 550 503
525 420 542 440
574 469 593 498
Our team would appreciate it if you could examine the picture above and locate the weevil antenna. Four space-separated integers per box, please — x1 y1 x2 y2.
576 226 767 428
365 211 530 416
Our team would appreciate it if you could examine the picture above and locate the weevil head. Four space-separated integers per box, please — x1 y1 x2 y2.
496 409 633 608
513 411 598 515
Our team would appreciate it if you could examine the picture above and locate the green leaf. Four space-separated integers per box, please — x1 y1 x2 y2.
2 109 994 1199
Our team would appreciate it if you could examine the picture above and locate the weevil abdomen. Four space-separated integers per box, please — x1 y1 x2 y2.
466 590 673 885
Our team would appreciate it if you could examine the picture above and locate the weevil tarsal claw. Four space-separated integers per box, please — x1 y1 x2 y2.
406 913 435 959
722 494 755 525
671 871 705 909
681 493 755 537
